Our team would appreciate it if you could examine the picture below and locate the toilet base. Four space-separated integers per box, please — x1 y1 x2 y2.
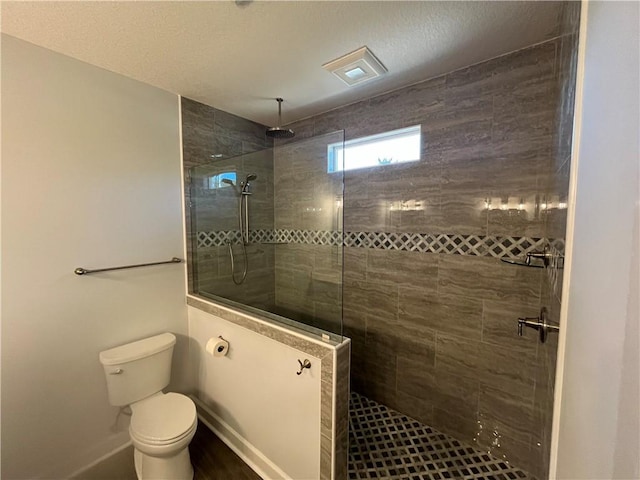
134 447 194 480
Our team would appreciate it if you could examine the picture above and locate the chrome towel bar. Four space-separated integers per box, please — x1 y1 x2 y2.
74 257 182 275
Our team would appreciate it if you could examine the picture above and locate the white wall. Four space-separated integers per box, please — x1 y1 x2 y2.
553 1 640 478
1 35 189 479
189 307 321 480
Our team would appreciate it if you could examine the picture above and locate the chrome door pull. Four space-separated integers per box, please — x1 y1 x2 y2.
517 307 559 343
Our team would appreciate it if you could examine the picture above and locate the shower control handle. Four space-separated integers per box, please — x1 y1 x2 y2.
517 307 559 343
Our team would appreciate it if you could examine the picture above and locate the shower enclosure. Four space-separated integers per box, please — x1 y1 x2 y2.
188 131 345 339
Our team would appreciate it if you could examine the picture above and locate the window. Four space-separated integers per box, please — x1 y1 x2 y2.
327 125 421 173
205 171 236 189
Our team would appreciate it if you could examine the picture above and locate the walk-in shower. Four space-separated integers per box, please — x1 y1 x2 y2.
183 2 579 470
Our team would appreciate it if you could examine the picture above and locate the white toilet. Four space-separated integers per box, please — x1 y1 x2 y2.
99 333 197 480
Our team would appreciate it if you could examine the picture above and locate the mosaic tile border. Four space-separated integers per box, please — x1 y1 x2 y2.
197 229 547 260
196 229 342 248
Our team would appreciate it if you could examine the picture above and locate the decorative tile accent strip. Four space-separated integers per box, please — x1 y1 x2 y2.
349 392 534 479
197 229 547 260
197 230 240 247
343 231 546 259
275 229 343 246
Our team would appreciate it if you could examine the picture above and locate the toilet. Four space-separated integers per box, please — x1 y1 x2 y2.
99 333 197 480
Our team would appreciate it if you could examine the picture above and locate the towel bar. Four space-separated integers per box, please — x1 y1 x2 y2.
74 257 182 275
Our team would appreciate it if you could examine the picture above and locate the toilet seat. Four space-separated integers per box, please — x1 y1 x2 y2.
130 393 197 445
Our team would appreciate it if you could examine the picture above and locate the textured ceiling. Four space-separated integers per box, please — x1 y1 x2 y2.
1 1 563 126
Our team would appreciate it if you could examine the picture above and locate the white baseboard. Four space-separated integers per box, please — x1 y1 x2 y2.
190 395 289 480
68 441 134 479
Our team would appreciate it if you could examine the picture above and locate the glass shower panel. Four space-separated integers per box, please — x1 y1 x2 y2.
272 131 345 337
190 148 275 311
189 131 344 340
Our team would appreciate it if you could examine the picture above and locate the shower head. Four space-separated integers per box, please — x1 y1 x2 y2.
266 98 295 139
221 178 235 186
266 126 295 139
240 173 257 194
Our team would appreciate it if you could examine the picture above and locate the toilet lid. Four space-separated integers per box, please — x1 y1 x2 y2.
130 393 197 443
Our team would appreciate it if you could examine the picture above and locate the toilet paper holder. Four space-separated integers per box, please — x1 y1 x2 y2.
206 336 230 357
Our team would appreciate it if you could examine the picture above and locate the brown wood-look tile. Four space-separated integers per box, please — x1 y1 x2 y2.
482 300 539 356
478 383 536 446
366 249 439 289
399 287 483 340
397 356 478 418
438 255 542 309
477 341 537 400
435 333 480 381
445 56 498 99
343 278 398 318
395 390 435 426
426 104 493 155
439 192 489 235
368 75 446 129
431 407 479 445
214 108 268 147
191 424 261 480
493 41 557 89
344 198 401 232
344 168 369 201
344 246 367 281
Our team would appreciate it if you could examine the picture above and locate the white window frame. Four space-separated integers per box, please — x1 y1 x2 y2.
327 125 421 173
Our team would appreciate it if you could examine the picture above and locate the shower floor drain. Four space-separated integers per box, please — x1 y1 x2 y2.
348 393 534 480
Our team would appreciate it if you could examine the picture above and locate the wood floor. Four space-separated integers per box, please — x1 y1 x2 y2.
191 423 262 480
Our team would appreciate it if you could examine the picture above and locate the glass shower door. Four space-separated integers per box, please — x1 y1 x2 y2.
188 130 345 340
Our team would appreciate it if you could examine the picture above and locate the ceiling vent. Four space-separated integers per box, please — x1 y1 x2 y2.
322 46 387 87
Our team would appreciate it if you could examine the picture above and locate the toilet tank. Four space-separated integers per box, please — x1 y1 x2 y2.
99 333 176 406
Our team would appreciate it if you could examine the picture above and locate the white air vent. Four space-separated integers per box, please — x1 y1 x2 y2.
322 46 387 86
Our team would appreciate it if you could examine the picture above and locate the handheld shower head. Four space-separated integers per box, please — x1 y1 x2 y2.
240 173 257 194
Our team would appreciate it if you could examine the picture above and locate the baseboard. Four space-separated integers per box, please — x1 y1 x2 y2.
68 441 136 480
190 395 289 480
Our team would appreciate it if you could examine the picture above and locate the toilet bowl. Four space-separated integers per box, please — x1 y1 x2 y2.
129 392 197 479
99 333 198 480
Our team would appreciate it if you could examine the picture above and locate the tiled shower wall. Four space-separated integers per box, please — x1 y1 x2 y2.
279 17 578 477
272 132 345 333
182 98 276 308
